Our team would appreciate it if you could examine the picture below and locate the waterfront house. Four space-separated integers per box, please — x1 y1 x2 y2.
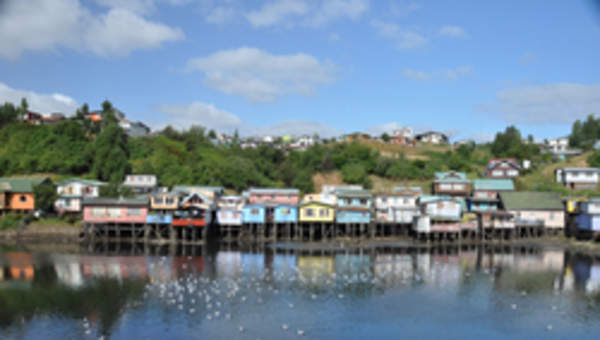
0 177 51 213
375 186 421 224
475 211 515 234
335 190 372 224
246 188 299 205
147 192 178 224
484 158 521 179
242 204 266 224
432 171 471 197
555 168 600 190
414 131 448 144
82 197 149 225
55 178 105 214
469 179 515 212
173 192 214 227
217 195 244 226
575 198 600 238
299 201 335 223
173 186 224 202
123 174 157 194
499 191 564 230
321 185 363 205
413 196 463 233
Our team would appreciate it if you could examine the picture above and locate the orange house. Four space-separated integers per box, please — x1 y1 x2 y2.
0 177 51 212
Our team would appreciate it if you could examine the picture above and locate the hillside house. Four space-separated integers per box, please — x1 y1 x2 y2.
55 178 105 214
432 171 471 197
336 190 372 224
82 197 149 225
414 131 448 144
119 119 150 137
469 179 515 212
555 168 600 190
123 174 157 194
575 198 600 238
321 185 363 205
173 186 224 202
485 158 521 179
499 192 564 230
0 177 51 213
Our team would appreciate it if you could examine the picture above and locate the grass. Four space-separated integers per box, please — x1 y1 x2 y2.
28 216 82 228
0 213 23 231
358 140 454 160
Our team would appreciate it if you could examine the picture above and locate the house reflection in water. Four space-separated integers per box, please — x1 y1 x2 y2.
2 252 35 282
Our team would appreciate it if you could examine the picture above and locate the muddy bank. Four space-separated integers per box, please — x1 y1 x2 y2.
0 225 81 244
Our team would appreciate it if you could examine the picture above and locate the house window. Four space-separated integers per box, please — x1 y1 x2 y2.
550 212 555 220
439 183 452 190
306 208 314 217
345 198 351 205
319 209 327 217
360 199 367 205
453 184 465 190
92 208 105 217
166 197 174 205
251 208 259 215
127 208 142 216
280 208 291 215
108 208 121 217
381 197 387 203
19 195 27 202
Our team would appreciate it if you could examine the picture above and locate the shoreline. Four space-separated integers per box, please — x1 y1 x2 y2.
1 225 599 255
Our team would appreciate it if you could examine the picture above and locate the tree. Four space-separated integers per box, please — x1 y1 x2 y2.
208 129 217 139
0 102 19 128
34 181 57 213
91 120 130 182
100 182 133 198
588 150 600 168
341 163 371 188
19 97 29 117
381 133 391 142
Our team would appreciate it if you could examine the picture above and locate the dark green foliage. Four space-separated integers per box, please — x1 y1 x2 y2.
569 114 600 150
0 102 19 128
588 149 600 167
341 163 371 188
33 181 58 212
0 213 22 230
381 133 390 142
490 126 540 160
99 182 134 198
91 121 129 182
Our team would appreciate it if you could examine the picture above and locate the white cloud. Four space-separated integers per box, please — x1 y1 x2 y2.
186 47 336 102
155 101 340 137
371 20 427 49
0 0 183 60
307 0 369 27
84 9 184 57
205 6 237 24
439 25 467 38
95 0 157 15
389 1 422 17
157 102 243 131
246 0 309 27
244 0 368 28
402 66 473 81
0 82 79 115
477 83 600 124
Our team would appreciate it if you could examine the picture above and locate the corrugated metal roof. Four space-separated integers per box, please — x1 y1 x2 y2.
434 171 470 183
473 179 515 191
335 189 372 197
173 185 225 193
248 188 299 195
499 192 563 210
56 178 106 186
0 177 49 193
82 197 148 206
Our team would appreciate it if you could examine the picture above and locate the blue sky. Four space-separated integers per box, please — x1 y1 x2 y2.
1 0 599 141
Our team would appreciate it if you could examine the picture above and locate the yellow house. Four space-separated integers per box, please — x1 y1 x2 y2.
299 201 335 223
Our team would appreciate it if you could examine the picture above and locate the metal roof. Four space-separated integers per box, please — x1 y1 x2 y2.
335 189 372 197
434 171 470 183
0 177 50 193
499 192 563 211
56 178 106 186
473 179 515 191
248 188 300 195
82 197 149 206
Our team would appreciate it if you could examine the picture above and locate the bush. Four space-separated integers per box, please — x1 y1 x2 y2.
341 163 371 188
0 213 23 230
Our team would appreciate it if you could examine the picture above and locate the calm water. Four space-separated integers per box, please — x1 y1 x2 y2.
1 244 600 340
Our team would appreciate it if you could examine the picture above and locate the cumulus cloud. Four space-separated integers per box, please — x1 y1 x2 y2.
0 82 79 115
244 0 368 28
0 0 183 60
370 20 427 49
156 102 243 131
154 101 340 137
439 25 467 38
402 66 473 81
477 83 600 124
186 47 337 102
205 6 237 24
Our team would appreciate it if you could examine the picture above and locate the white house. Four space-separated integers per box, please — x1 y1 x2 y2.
555 168 600 190
392 127 414 139
375 186 422 224
321 185 363 205
415 131 449 144
123 174 158 194
55 178 105 214
217 195 244 226
546 137 569 153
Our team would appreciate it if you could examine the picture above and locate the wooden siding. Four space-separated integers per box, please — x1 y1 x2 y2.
7 193 35 211
83 206 148 224
299 202 335 222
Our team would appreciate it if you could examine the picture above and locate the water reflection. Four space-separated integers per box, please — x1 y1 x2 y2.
0 245 599 339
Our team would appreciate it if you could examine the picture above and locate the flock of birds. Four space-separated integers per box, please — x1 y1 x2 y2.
75 252 567 338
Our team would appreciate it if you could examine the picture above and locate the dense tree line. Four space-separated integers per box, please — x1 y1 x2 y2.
1 99 555 194
570 114 600 150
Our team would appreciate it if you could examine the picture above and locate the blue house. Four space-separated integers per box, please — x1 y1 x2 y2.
242 204 266 224
335 189 372 224
468 179 515 212
146 214 173 224
273 204 298 223
576 198 600 238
